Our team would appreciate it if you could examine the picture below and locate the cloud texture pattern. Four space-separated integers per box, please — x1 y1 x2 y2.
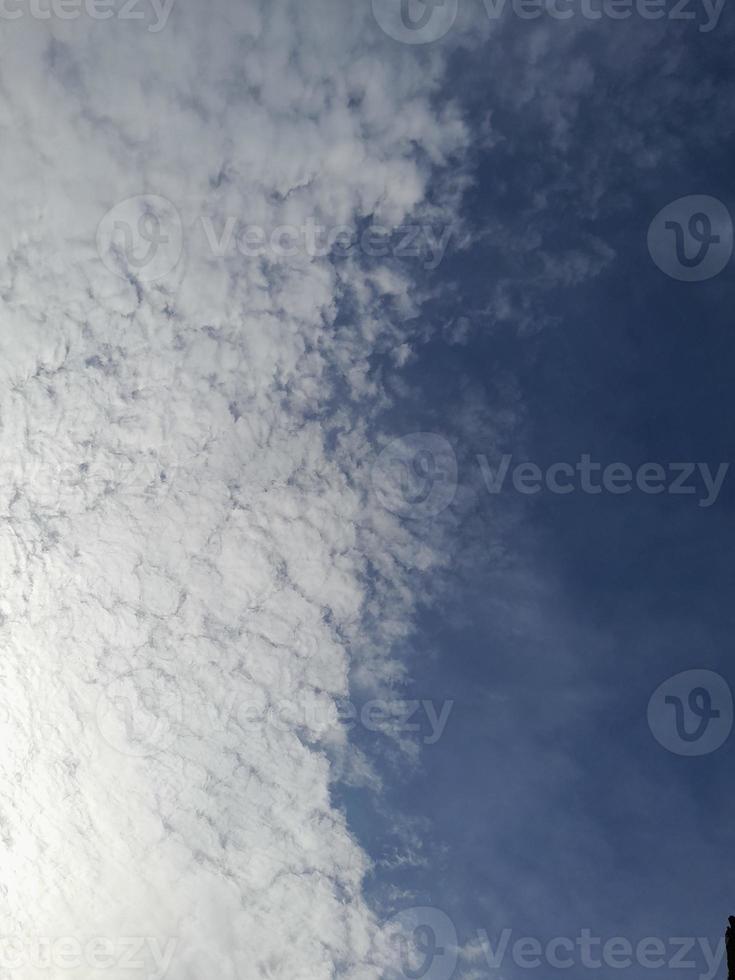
0 3 466 976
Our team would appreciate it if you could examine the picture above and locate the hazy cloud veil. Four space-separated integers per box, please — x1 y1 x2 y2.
0 2 467 977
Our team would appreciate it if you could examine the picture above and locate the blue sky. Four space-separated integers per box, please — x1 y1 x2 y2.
342 7 735 978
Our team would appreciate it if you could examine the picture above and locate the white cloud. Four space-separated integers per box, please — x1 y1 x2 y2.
0 2 467 977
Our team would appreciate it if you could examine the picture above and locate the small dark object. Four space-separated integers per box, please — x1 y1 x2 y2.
726 916 735 980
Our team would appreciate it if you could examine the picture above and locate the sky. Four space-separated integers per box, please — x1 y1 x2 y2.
0 1 733 979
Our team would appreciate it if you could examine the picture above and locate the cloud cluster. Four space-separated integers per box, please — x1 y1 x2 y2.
0 2 468 976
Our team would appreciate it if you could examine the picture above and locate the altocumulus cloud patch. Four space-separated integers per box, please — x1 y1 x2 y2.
0 2 468 977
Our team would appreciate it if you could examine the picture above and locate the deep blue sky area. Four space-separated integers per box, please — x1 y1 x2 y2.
348 11 735 979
